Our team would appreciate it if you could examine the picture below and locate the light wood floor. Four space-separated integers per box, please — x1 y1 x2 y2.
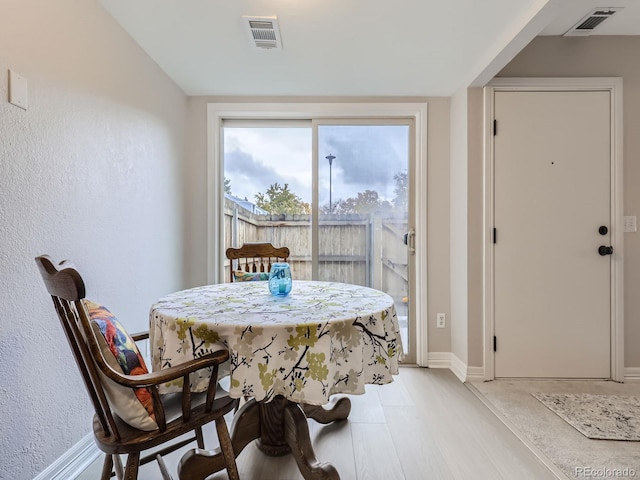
78 367 557 480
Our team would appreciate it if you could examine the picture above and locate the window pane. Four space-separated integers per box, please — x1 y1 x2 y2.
318 124 410 349
223 127 312 281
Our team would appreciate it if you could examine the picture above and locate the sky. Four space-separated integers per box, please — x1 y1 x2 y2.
223 124 409 208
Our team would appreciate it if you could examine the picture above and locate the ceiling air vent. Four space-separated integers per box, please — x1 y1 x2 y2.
563 8 622 36
243 16 282 50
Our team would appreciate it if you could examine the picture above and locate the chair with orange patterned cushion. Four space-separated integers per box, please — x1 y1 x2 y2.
35 255 239 480
225 242 290 283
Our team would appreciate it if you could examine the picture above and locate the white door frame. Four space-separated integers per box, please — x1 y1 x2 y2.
207 102 429 366
483 78 624 381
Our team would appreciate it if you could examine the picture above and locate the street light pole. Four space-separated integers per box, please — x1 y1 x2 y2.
326 154 335 213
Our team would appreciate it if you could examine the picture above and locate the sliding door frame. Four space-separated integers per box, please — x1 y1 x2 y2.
207 102 428 365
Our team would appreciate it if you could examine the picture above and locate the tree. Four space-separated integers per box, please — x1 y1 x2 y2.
323 190 391 215
224 177 232 195
392 171 408 210
255 183 311 215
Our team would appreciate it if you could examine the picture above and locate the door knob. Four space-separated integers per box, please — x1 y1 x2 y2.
598 245 613 256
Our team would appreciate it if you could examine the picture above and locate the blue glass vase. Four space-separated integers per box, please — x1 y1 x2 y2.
268 262 292 296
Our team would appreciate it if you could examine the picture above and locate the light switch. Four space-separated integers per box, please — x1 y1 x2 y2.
624 216 637 233
8 69 28 110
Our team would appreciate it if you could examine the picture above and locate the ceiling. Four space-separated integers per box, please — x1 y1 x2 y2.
98 0 640 97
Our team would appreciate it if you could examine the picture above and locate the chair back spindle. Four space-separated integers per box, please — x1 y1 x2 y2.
36 256 120 440
226 242 290 283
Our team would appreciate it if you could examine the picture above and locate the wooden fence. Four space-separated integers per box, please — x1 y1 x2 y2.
224 198 409 306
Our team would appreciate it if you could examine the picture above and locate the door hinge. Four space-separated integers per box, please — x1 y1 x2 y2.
493 335 497 352
493 119 497 136
493 228 497 244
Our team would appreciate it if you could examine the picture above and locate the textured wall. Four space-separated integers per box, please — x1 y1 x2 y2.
0 1 188 478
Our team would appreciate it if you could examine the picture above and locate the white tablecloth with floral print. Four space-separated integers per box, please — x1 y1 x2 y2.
150 280 403 405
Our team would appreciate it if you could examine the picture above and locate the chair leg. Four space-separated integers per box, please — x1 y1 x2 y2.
215 416 239 480
123 452 140 480
156 454 174 480
113 454 125 480
195 426 205 449
100 454 113 480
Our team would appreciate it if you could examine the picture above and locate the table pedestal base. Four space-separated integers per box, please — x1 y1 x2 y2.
178 395 351 480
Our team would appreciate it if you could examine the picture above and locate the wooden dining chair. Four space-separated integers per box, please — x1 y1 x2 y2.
35 255 239 480
225 242 290 283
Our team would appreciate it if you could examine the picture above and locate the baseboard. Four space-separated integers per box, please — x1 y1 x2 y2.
427 351 451 369
426 351 466 381
624 367 640 382
466 366 485 382
34 433 101 480
427 352 484 382
449 353 467 382
429 354 638 383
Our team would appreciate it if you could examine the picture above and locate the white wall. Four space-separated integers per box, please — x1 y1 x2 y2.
425 97 452 354
0 1 188 478
467 87 484 367
449 87 469 366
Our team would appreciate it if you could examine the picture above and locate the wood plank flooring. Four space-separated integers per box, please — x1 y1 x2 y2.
77 367 557 480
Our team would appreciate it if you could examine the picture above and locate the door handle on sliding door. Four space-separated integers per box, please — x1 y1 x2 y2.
404 229 416 255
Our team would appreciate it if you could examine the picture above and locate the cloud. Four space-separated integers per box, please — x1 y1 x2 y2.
223 125 409 206
225 149 311 203
319 125 408 201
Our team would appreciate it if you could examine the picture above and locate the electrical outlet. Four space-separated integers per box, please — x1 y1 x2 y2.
624 216 637 233
436 313 446 328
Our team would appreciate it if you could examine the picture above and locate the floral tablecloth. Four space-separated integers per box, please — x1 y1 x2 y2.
149 280 403 405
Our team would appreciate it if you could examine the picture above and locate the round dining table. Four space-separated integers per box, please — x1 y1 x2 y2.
149 280 403 480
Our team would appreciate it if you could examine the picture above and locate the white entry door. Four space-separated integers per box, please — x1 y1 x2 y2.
493 90 611 378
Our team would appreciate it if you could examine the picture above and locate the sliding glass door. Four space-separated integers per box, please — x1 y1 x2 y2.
222 118 415 362
316 122 411 356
